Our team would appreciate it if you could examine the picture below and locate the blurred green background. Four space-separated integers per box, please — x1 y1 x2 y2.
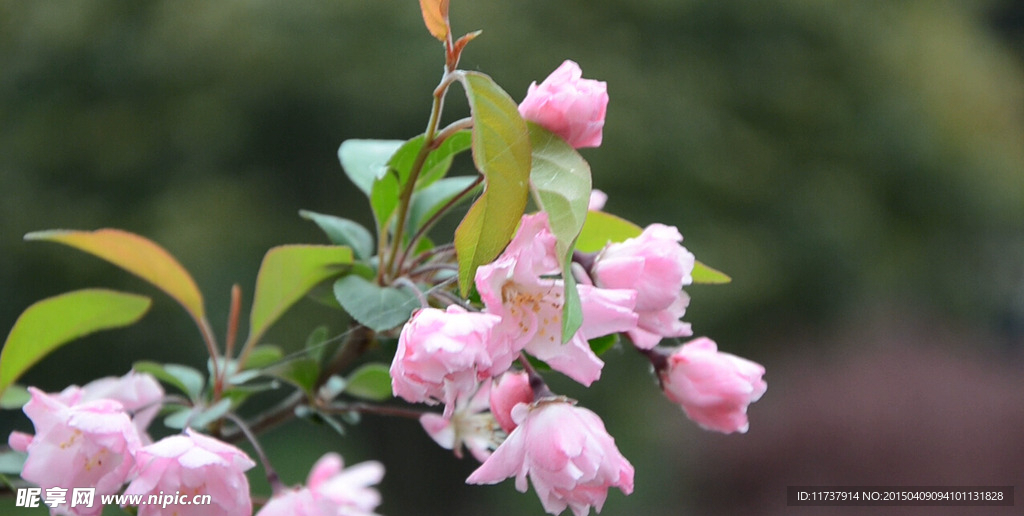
2 1 1024 515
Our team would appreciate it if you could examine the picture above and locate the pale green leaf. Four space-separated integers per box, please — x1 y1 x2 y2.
299 210 374 260
333 275 420 332
134 361 205 399
0 289 151 397
453 71 532 294
247 245 354 348
692 260 732 284
528 122 593 342
575 211 643 253
0 450 27 475
0 385 30 409
266 357 320 395
338 139 405 196
344 363 392 401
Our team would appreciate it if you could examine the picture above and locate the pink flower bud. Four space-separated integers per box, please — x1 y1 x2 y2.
519 60 609 148
467 399 634 516
391 305 505 417
659 337 767 434
124 428 255 516
587 189 608 211
592 224 695 349
488 372 532 434
10 387 143 516
256 452 384 516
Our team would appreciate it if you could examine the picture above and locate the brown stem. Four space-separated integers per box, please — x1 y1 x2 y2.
223 412 285 495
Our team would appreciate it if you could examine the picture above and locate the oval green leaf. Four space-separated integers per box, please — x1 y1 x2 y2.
333 275 420 332
528 122 593 341
453 71 531 295
338 139 405 196
25 229 205 326
344 363 392 401
133 361 206 400
0 289 151 396
247 245 354 349
299 210 375 260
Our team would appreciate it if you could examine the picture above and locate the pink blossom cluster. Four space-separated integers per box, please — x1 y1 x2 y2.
8 371 384 516
390 208 767 515
392 59 768 510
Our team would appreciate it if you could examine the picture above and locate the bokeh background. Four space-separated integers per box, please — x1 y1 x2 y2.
2 1 1024 515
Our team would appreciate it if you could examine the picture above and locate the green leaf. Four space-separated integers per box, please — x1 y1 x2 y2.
453 71 532 294
164 398 232 430
408 176 480 233
242 344 284 370
247 245 354 349
338 139 405 196
0 385 30 409
305 325 331 363
266 357 320 395
369 171 401 235
0 450 27 475
385 131 473 226
134 361 205 399
418 130 473 188
588 334 619 356
299 210 374 260
575 211 643 253
333 275 420 332
0 289 151 397
25 229 204 326
386 136 427 185
692 260 732 284
189 398 233 429
344 363 392 401
528 123 593 250
528 122 593 342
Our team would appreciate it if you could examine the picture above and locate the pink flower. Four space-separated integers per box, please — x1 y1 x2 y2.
475 214 637 386
420 382 504 462
9 387 142 516
489 371 532 434
519 60 609 148
124 428 255 516
659 337 767 434
256 452 384 516
467 399 634 516
75 371 164 439
592 224 695 349
391 305 505 417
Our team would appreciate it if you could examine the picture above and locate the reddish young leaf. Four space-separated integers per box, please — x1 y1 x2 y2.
25 229 206 324
419 0 450 42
